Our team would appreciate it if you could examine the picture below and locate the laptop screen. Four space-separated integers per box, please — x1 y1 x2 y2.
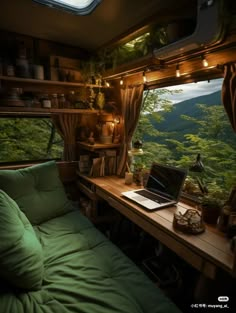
146 163 187 201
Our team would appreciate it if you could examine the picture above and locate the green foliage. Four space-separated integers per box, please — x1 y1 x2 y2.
0 118 63 163
133 88 236 199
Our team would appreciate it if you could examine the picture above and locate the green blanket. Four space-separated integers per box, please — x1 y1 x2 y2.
0 210 181 313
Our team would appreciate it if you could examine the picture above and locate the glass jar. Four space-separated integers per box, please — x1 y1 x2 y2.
42 94 51 108
58 94 66 108
51 94 58 108
67 90 75 108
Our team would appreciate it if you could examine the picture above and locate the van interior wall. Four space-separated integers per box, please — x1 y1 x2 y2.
0 29 88 63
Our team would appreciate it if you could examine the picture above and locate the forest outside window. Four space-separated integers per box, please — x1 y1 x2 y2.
0 117 63 163
133 78 236 203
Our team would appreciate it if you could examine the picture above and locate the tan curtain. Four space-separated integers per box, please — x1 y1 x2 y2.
222 63 236 132
117 84 144 177
52 113 81 161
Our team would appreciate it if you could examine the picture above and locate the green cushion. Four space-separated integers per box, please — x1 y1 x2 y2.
0 161 73 225
0 190 44 290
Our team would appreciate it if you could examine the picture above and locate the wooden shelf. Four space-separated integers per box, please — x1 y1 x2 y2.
0 106 100 116
0 75 112 89
77 141 120 151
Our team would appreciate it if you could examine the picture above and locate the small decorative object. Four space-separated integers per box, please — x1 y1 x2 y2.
33 65 44 80
200 195 222 224
96 91 105 110
227 213 236 238
173 209 205 234
133 165 144 186
128 140 144 156
113 134 120 144
88 87 96 110
125 162 133 185
87 131 95 145
125 172 133 185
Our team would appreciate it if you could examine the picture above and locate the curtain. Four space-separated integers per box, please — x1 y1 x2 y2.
117 84 144 177
52 113 81 161
222 63 236 132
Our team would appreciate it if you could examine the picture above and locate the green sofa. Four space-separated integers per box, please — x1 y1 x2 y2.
0 161 181 313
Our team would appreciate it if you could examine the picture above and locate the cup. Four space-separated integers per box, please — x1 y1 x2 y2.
125 172 133 185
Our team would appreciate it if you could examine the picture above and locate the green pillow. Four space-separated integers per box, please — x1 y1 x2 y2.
0 190 44 290
0 161 73 225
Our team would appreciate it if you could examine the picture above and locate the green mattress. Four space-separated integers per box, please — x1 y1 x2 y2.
0 161 182 313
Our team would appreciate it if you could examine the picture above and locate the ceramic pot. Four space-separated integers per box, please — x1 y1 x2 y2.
201 205 221 224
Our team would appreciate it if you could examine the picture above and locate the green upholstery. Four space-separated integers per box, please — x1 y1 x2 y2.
0 190 44 290
0 161 182 313
0 161 73 225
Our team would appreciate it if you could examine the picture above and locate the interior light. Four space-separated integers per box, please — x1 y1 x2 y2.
113 116 120 124
33 0 102 15
143 72 147 83
176 64 180 77
201 55 209 67
105 80 110 87
120 78 124 85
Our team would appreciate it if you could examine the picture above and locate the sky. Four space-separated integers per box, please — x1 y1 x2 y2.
158 77 223 104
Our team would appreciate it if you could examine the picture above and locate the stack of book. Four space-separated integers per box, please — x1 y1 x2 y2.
89 149 117 177
78 155 91 174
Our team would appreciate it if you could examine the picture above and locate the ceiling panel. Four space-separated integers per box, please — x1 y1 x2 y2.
0 0 195 51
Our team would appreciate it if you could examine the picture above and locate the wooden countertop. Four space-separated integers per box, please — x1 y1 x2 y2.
79 175 235 278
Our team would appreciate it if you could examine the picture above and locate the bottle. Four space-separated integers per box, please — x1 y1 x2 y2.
58 94 66 108
50 94 58 108
67 90 75 108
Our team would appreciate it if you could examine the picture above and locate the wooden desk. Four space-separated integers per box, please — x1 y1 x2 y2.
78 175 235 280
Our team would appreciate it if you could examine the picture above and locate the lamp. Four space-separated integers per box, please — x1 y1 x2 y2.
189 153 204 172
120 78 124 85
189 154 208 194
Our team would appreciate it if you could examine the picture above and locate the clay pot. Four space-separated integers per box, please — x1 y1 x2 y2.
201 205 221 224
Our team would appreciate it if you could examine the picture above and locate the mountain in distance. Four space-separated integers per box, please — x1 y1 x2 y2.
147 90 222 142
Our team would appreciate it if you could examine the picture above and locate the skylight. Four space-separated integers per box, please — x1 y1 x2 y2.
33 0 102 15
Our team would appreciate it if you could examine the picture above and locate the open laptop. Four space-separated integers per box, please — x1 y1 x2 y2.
121 162 187 211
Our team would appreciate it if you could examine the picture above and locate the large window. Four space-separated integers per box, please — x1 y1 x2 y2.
133 78 236 200
0 117 63 163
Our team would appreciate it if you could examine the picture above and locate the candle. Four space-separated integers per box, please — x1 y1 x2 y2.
125 172 133 185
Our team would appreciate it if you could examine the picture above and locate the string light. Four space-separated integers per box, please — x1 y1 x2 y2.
143 71 147 83
201 55 209 67
176 64 180 77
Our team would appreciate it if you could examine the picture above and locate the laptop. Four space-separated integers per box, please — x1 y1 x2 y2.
121 162 187 211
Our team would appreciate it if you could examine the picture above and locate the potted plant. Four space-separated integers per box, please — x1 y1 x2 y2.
200 193 224 224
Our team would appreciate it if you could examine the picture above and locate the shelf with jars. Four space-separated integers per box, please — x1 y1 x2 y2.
0 75 114 115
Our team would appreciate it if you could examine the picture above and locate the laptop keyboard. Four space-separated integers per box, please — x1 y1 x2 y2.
135 190 170 203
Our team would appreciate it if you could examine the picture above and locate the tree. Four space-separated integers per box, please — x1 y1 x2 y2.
0 117 63 162
133 89 236 198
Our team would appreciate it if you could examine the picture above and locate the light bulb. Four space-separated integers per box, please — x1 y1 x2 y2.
143 72 147 83
202 57 208 67
176 65 180 77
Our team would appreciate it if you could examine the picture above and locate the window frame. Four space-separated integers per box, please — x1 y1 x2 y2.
33 0 102 15
0 114 63 165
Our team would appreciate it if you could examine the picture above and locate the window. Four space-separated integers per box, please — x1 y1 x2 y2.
133 78 236 201
0 117 63 163
33 0 102 15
